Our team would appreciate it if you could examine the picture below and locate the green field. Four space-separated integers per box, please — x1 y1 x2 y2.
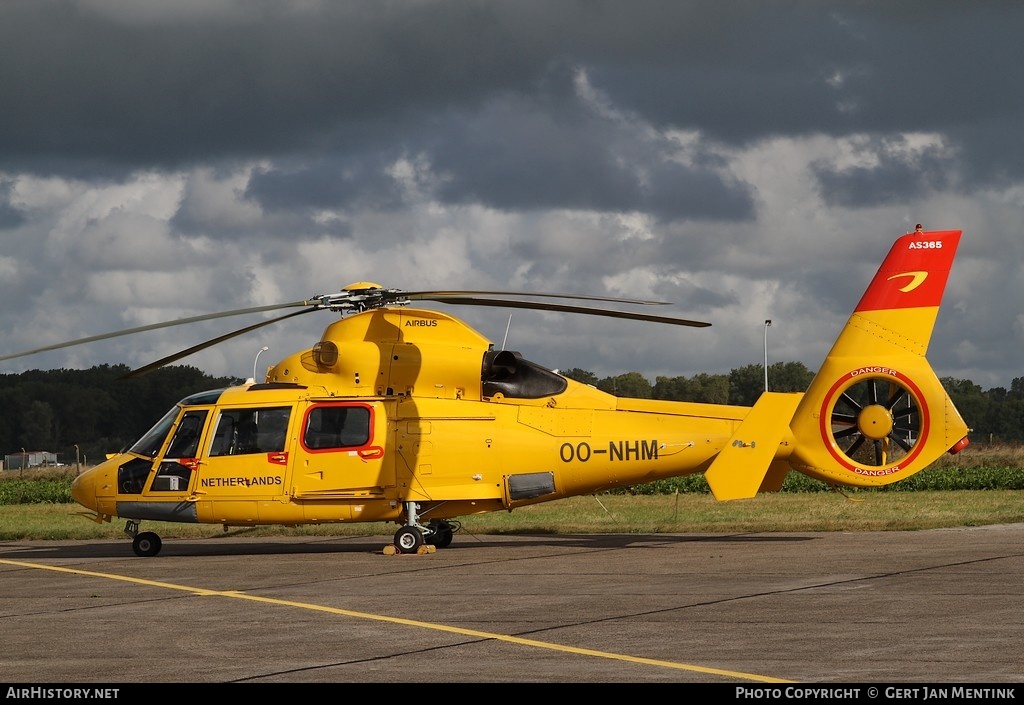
2 490 1024 542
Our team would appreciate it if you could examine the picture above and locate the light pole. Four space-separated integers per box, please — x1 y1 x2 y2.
74 444 80 474
252 346 269 382
763 320 772 392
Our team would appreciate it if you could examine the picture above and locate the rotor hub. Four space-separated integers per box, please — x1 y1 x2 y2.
856 404 894 441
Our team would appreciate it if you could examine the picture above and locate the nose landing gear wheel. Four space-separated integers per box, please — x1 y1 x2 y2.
132 531 162 557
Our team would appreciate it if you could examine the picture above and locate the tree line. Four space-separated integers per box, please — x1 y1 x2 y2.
1 362 1020 468
1 365 239 468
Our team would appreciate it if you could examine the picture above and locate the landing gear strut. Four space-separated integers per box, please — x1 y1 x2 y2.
392 503 458 553
125 519 163 557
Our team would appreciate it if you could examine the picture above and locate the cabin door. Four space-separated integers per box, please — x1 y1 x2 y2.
291 401 393 498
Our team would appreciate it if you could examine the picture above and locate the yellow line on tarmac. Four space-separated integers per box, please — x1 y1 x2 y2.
2 558 793 683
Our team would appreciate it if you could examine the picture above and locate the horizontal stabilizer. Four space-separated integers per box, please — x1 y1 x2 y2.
705 392 801 501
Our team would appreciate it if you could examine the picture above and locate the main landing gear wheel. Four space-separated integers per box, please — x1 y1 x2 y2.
393 526 424 554
829 375 922 467
132 531 162 557
425 520 454 548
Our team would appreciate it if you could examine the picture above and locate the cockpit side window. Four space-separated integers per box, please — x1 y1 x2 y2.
166 411 207 459
150 410 207 493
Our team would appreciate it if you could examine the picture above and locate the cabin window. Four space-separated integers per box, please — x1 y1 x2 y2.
303 405 371 450
209 407 292 456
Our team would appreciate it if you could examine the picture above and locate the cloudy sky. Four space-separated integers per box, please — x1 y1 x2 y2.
1 1 1021 391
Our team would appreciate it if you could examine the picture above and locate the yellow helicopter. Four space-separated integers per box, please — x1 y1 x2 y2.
3 228 970 556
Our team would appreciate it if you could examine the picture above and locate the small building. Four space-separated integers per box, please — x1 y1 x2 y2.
3 451 59 470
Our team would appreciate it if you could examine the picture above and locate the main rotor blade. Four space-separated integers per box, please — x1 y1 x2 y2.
121 307 317 379
1 286 700 369
426 296 711 327
0 301 310 363
402 290 671 306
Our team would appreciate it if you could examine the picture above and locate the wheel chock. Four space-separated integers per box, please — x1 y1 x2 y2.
381 544 436 556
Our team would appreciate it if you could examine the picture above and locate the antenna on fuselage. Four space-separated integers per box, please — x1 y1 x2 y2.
501 314 512 350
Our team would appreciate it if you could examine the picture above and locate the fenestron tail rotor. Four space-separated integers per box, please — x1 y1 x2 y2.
829 375 922 467
2 283 711 377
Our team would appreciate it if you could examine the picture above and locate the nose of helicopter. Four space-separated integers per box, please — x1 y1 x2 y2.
71 456 122 515
70 464 107 511
70 469 96 510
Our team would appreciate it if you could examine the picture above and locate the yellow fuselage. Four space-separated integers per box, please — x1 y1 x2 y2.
70 377 754 527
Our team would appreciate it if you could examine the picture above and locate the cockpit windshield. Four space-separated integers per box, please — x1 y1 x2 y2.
127 388 226 458
128 405 180 458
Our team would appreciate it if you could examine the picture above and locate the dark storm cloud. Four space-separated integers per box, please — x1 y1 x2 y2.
244 152 410 213
0 1 1021 390
811 136 955 207
425 67 756 221
590 5 1024 138
239 60 756 222
195 53 759 223
5 1 1024 213
0 0 554 171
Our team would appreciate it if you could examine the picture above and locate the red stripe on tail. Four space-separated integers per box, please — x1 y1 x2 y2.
854 230 962 312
